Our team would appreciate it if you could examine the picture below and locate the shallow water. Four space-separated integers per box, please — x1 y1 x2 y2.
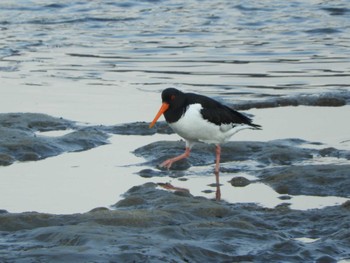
1 0 350 209
1 1 350 261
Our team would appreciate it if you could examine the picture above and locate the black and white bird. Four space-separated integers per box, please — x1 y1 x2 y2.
149 88 261 200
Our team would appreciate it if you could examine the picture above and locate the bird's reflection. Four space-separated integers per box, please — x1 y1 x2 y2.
158 171 222 201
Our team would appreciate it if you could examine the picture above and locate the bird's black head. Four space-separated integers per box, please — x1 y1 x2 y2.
161 88 187 123
161 88 185 105
149 88 187 128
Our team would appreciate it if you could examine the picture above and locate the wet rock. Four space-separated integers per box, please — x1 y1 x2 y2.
1 183 350 262
274 203 292 211
318 147 350 159
0 113 74 132
233 91 349 110
316 255 337 263
220 167 241 173
59 127 109 151
137 168 186 178
230 176 251 187
313 97 345 107
202 189 215 194
101 121 173 136
133 140 198 169
319 147 339 157
279 195 292 200
88 207 110 213
17 151 41 161
0 153 14 166
178 177 188 181
258 164 350 197
341 200 350 209
275 184 290 195
0 113 109 166
137 168 161 178
134 139 317 172
115 197 146 207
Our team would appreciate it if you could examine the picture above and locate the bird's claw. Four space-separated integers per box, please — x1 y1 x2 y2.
160 159 173 170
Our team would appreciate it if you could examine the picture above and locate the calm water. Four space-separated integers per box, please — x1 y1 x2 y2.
1 0 350 101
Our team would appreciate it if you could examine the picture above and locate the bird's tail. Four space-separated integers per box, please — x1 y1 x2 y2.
249 123 262 130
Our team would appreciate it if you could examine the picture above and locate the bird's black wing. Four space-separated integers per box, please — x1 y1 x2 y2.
186 93 261 129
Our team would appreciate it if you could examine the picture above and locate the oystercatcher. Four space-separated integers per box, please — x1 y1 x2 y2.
149 88 261 200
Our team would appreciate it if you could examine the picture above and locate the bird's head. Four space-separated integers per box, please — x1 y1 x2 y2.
149 88 184 128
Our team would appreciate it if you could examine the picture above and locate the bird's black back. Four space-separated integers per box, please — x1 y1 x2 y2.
185 92 261 129
161 88 261 129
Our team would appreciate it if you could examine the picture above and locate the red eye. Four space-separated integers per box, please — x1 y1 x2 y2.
171 95 175 101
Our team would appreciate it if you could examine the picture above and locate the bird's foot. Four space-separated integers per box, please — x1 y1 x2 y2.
159 148 191 170
160 159 174 170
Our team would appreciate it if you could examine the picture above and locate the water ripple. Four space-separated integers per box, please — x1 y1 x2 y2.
0 0 349 101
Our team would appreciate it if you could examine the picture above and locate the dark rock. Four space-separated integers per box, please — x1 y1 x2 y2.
17 152 40 161
341 200 350 210
319 147 339 157
0 113 74 132
134 139 317 170
101 121 174 136
232 91 350 110
0 113 109 166
115 197 146 207
137 168 160 178
88 207 110 213
316 255 337 263
0 183 350 262
258 164 350 197
274 203 291 211
178 177 188 181
230 176 251 187
279 195 292 200
202 189 215 194
313 97 345 107
0 153 14 166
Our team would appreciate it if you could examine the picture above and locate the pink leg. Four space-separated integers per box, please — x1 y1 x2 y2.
215 144 221 174
215 145 221 201
160 147 191 169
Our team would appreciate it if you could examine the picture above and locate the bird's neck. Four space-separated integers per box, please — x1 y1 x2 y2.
164 104 187 123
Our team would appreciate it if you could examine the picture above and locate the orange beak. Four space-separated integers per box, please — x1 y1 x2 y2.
149 102 169 128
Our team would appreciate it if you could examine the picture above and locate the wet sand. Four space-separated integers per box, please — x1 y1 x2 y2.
1 110 350 261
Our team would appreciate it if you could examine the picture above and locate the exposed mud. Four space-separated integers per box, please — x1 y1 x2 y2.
258 164 350 197
0 113 173 166
0 113 109 166
231 90 350 110
0 183 349 262
133 139 319 169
